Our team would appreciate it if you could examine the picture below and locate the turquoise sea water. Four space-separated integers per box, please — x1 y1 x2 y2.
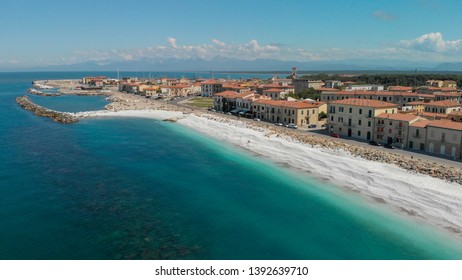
1 72 462 259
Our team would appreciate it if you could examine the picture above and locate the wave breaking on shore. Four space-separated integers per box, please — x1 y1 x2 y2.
79 109 462 237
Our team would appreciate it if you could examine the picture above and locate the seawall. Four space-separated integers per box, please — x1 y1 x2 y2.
16 95 78 124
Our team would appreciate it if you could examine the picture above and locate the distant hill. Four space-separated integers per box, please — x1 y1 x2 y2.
433 62 462 72
5 57 462 73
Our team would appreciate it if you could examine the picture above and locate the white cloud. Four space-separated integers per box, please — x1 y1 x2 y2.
75 37 283 62
166 37 178 48
68 33 462 66
212 39 226 47
399 32 462 52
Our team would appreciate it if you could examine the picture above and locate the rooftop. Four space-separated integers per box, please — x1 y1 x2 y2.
425 100 461 107
427 119 462 131
376 113 421 122
329 98 397 108
254 99 325 109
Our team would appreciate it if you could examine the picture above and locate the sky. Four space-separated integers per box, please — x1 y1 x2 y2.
1 0 462 70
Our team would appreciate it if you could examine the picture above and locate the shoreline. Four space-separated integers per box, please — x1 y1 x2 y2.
22 81 462 239
77 108 462 239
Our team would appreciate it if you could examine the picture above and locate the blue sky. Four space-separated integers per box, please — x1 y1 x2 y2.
1 0 461 69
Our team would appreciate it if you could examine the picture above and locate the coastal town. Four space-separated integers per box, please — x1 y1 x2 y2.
29 68 462 163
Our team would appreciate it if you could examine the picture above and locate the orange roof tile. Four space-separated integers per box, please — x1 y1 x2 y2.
426 100 461 107
418 112 448 119
215 90 240 98
410 119 431 128
387 86 413 91
254 99 325 109
407 101 427 105
329 98 397 108
376 113 421 122
427 119 462 131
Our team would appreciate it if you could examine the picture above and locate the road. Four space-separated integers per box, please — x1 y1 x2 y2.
170 96 462 168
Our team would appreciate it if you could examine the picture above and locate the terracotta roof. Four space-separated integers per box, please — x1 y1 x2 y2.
417 94 435 99
260 84 294 89
215 90 240 98
437 93 461 97
254 99 326 109
387 86 413 91
323 90 419 97
427 119 462 131
418 112 448 119
263 88 284 93
376 113 421 122
317 87 339 91
407 101 427 105
425 100 461 107
328 98 397 108
410 119 431 128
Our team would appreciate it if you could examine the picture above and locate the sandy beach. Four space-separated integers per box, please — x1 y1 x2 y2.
27 84 462 237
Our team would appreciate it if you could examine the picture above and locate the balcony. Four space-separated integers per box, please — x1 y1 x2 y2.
411 134 421 139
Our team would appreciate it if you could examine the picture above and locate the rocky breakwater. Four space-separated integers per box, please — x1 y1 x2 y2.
16 96 78 124
198 114 462 185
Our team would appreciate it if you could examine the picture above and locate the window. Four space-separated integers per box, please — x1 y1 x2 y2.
358 131 361 137
301 110 304 115
339 107 344 112
349 108 352 113
368 121 371 127
331 116 334 121
368 110 372 118
389 121 392 125
442 133 446 142
359 109 362 115
358 119 362 126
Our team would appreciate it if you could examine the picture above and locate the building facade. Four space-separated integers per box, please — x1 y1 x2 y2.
327 99 398 141
252 100 327 127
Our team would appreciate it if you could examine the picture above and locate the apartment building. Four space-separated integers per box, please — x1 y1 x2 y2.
201 80 224 96
407 120 430 152
375 113 423 147
252 100 327 127
426 120 462 159
424 100 461 114
327 99 398 141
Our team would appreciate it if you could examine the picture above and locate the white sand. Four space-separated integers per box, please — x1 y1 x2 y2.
80 109 462 233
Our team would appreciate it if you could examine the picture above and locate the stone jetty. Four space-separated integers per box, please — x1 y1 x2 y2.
16 95 78 124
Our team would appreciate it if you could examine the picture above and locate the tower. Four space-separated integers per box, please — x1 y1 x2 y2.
291 66 298 79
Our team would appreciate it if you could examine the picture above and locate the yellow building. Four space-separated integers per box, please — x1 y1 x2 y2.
424 100 461 114
328 98 398 141
252 100 327 127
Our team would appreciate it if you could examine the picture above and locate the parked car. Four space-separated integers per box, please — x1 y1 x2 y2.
287 124 298 129
369 140 381 146
308 124 317 128
330 133 341 138
384 143 395 149
253 118 261 121
275 123 283 126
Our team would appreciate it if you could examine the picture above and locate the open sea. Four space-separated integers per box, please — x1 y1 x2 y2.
1 72 462 260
